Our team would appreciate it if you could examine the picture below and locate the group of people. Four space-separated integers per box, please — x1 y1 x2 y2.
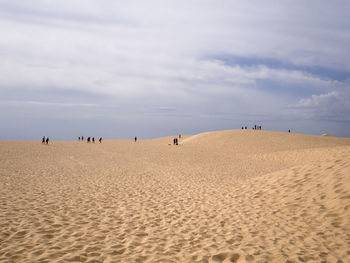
79 136 102 143
42 136 49 145
173 135 181 145
241 125 262 130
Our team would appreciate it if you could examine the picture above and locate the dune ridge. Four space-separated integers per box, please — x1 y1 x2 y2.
0 130 349 262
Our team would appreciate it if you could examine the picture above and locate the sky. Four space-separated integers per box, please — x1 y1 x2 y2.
1 0 350 140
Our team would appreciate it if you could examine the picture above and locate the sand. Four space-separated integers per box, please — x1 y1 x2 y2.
0 130 349 262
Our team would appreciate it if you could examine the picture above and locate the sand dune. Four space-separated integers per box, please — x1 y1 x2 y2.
0 130 349 262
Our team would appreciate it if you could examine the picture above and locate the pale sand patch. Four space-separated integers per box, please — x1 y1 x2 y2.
0 130 349 262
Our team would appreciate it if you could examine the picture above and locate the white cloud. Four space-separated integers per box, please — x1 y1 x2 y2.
297 92 340 107
291 91 350 121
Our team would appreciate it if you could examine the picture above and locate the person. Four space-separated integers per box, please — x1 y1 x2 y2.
245 126 247 129
92 137 95 143
82 136 84 141
87 137 90 143
135 136 137 142
173 138 176 145
176 138 178 145
288 129 291 133
99 137 102 143
42 136 45 144
241 126 244 129
179 134 181 139
78 136 80 141
46 137 49 145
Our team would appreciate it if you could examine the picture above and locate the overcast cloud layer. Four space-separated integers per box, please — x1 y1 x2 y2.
1 0 350 140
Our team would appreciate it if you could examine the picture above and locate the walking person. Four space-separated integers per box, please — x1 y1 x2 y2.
46 137 49 145
99 137 102 143
92 137 95 143
135 136 137 142
42 136 45 144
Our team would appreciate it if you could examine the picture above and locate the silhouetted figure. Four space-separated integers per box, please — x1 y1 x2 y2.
254 124 257 130
92 137 95 143
245 126 247 129
46 137 49 145
87 137 90 143
241 126 244 129
78 137 80 141
176 138 178 145
135 136 137 142
179 134 181 139
42 136 45 144
288 129 291 133
82 136 84 141
173 138 176 145
99 137 102 143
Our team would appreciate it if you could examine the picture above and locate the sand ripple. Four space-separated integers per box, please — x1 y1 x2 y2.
1 131 349 262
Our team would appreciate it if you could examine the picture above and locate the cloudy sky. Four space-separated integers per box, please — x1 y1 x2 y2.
1 0 350 140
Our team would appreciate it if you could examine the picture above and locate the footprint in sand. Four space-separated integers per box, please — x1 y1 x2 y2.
211 252 240 262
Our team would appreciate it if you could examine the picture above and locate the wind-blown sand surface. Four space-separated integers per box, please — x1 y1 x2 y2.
1 130 350 262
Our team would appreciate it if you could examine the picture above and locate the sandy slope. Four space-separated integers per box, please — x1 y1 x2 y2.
0 130 349 262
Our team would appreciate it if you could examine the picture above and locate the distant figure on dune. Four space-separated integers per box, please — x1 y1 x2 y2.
241 126 244 129
92 137 95 143
42 136 45 144
46 137 49 145
135 136 137 142
99 137 102 143
179 134 181 139
87 137 90 143
173 138 176 145
245 126 247 129
78 136 80 141
82 136 84 141
288 129 291 133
